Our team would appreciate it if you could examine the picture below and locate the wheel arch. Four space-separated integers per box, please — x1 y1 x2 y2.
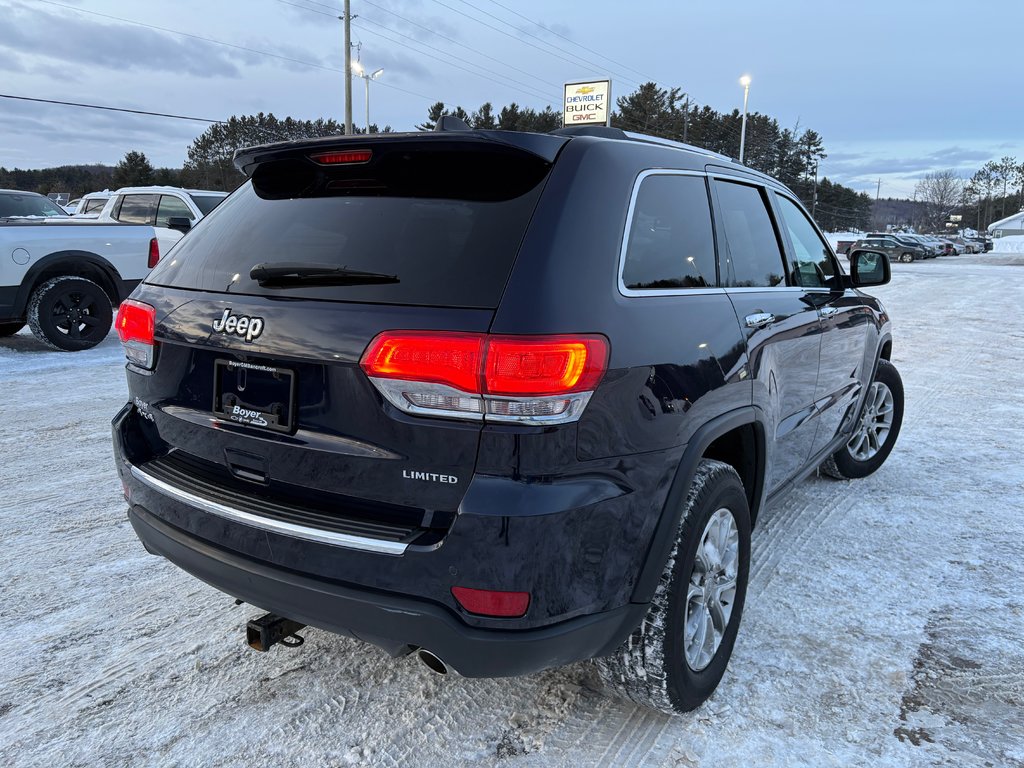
631 407 766 604
14 251 128 316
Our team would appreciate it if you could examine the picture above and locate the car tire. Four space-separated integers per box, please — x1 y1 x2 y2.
595 459 751 714
0 321 24 337
821 359 904 480
27 276 113 351
899 252 914 263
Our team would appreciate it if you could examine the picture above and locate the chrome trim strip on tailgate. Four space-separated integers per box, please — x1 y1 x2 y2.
129 464 409 555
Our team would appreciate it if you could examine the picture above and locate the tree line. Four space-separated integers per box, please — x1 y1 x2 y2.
420 82 873 231
2 83 875 230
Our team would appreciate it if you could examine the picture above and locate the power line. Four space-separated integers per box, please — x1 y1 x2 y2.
33 0 443 105
351 20 555 104
448 0 645 88
479 0 657 85
275 0 556 103
36 0 341 74
0 93 222 124
426 0 640 87
473 0 651 88
357 0 561 88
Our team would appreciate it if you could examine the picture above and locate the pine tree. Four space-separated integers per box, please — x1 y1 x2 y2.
113 151 155 187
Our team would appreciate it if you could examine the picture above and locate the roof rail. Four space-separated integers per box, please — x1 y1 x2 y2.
621 131 735 163
550 126 628 140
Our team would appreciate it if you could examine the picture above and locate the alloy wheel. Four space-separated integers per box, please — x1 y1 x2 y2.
683 507 740 671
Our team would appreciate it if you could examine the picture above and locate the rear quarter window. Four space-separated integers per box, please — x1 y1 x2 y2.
621 173 717 291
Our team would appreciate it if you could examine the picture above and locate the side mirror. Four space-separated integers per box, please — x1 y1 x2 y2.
849 250 890 287
166 216 192 234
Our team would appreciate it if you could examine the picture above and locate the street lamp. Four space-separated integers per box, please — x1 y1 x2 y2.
738 74 751 164
352 61 384 134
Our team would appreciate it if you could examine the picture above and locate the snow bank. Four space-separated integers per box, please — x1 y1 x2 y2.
990 234 1024 253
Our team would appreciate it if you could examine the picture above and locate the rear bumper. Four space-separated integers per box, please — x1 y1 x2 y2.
129 504 646 677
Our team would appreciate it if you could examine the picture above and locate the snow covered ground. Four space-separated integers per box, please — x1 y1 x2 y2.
1 253 1022 767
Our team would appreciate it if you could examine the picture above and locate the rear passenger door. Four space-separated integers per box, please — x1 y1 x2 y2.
711 176 823 495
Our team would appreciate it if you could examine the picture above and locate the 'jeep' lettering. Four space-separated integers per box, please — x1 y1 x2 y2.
212 308 264 343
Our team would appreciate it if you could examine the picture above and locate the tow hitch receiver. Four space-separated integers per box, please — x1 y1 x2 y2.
246 613 307 652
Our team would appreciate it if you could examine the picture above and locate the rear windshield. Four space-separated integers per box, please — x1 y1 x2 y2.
147 180 546 308
189 194 225 216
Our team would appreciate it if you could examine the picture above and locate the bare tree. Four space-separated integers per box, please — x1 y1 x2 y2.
914 169 962 231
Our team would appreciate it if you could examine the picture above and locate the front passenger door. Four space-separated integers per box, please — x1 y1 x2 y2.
772 193 876 461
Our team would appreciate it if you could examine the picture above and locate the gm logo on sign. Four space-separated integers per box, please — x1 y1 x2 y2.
563 79 611 128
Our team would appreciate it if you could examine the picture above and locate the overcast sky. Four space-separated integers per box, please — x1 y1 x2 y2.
1 0 1021 198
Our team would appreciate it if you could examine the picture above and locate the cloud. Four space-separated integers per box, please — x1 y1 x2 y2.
0 98 205 168
1 4 246 78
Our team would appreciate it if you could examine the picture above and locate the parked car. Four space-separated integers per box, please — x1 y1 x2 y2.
0 189 70 219
0 214 160 349
97 186 228 255
851 236 927 263
112 124 902 715
834 239 858 255
70 190 115 218
866 233 937 258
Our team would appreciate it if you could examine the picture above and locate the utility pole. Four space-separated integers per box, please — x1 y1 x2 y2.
682 97 689 144
875 178 882 201
343 0 353 135
812 161 819 218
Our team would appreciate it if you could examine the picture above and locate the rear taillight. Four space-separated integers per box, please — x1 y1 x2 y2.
115 299 156 369
360 332 609 424
147 237 160 269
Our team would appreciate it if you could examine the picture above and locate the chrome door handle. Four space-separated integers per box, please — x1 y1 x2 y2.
819 306 839 319
744 312 775 329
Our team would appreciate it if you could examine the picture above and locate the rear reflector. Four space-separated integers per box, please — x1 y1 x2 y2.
115 299 156 369
451 586 530 618
147 237 160 269
310 149 373 165
360 332 609 424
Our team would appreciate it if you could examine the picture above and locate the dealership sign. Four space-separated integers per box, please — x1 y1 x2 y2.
563 80 611 127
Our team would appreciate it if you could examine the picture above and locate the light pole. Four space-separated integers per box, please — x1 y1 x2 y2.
738 75 751 164
352 61 383 134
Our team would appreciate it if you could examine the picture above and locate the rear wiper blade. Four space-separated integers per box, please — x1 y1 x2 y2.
249 262 399 286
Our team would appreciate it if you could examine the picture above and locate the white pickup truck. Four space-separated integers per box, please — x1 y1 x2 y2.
96 186 227 256
1 190 161 350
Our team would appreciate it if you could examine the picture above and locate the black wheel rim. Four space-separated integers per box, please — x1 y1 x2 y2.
51 289 104 340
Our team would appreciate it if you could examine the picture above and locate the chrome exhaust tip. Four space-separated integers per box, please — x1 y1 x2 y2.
416 649 448 675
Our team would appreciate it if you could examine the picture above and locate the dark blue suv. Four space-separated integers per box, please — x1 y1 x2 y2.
112 124 903 714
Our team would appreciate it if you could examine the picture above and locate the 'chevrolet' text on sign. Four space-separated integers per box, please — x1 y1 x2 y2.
562 79 611 128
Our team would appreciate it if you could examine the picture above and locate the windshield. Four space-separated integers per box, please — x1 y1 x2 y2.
188 194 226 216
0 193 69 218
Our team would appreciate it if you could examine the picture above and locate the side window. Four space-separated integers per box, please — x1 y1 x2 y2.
714 181 786 287
156 195 194 228
84 199 107 214
115 194 157 225
773 194 838 289
621 174 717 290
